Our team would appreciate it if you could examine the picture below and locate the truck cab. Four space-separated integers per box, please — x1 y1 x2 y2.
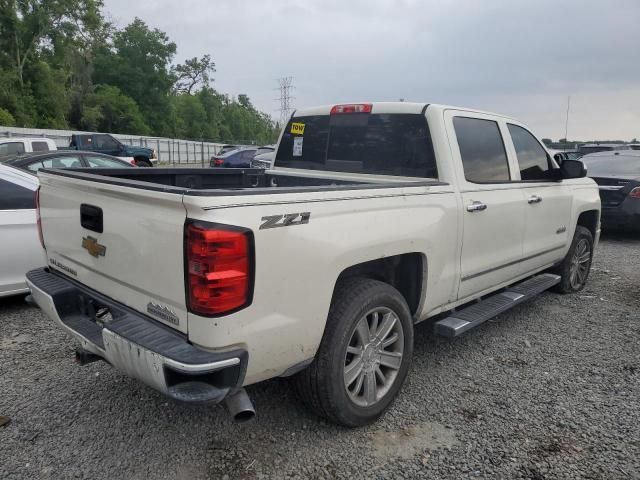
69 134 156 166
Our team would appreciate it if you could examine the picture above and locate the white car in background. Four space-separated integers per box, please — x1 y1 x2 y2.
0 137 57 157
0 164 46 297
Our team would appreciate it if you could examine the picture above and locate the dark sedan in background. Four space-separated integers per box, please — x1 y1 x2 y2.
1 151 135 172
582 151 640 231
210 146 274 168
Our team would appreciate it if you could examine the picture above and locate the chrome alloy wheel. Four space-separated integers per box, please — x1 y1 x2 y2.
569 238 591 289
343 307 404 407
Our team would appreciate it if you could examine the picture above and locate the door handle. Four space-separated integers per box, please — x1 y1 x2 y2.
527 195 542 204
466 201 487 212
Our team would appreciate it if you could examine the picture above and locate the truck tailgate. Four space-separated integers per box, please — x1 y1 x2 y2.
38 172 189 333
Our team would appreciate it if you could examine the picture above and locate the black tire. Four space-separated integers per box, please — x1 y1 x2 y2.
135 158 152 167
295 278 414 427
551 225 594 293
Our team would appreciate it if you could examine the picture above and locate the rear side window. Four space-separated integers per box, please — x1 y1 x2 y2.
31 141 50 152
84 155 128 168
453 117 510 183
77 136 93 148
508 124 552 181
0 178 35 210
275 113 438 178
40 156 83 169
0 142 25 156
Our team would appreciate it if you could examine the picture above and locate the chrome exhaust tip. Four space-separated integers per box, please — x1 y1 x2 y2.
224 388 255 422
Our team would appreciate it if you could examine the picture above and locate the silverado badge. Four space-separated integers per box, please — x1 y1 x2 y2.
82 236 106 258
147 302 179 325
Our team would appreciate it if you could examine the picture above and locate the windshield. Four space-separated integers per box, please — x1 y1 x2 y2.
275 113 438 178
583 155 640 177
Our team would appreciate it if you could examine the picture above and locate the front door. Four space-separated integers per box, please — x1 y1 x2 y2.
445 112 526 300
504 123 573 271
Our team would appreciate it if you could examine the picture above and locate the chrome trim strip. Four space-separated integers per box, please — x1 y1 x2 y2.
163 356 240 374
202 190 454 210
461 246 565 282
598 185 625 191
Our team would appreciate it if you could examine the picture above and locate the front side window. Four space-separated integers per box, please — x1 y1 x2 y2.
31 141 50 152
508 124 552 181
453 117 510 183
0 179 35 210
275 113 438 178
95 135 119 150
0 142 25 156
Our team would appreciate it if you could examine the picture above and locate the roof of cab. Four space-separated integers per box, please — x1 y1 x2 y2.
291 101 517 121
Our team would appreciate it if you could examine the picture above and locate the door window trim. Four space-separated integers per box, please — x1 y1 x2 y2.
449 114 514 186
503 122 560 184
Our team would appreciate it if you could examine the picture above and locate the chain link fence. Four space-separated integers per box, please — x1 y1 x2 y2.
0 126 234 166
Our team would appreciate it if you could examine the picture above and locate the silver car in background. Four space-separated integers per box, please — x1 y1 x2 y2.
0 164 45 297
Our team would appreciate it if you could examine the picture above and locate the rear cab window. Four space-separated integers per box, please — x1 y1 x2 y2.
275 111 438 178
31 141 50 152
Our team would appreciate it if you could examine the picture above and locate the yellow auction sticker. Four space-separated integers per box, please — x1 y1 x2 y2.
291 122 305 135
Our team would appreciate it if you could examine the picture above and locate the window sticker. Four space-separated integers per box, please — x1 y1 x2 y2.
293 136 303 157
291 122 305 135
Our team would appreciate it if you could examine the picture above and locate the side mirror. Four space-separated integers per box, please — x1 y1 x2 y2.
553 153 564 165
560 159 587 179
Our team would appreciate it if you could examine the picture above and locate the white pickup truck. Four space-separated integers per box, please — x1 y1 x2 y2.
27 102 600 427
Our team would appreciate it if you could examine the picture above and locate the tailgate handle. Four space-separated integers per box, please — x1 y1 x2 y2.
80 204 103 233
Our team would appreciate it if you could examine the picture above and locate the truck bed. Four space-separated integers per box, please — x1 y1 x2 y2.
44 167 443 195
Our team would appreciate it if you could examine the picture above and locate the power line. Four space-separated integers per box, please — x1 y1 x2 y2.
564 95 571 141
275 77 295 126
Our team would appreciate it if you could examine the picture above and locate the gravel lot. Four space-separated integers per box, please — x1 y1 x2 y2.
1 233 639 480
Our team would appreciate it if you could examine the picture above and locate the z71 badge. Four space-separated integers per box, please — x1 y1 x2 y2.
260 212 311 230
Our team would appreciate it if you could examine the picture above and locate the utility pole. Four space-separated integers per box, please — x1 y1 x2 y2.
275 77 295 127
564 95 571 142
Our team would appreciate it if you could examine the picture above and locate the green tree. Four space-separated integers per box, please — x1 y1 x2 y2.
0 106 15 126
173 93 207 138
81 85 149 134
93 18 176 135
174 54 215 94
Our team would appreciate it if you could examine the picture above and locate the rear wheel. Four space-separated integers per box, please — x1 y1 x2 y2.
135 158 152 167
295 278 413 427
552 225 594 293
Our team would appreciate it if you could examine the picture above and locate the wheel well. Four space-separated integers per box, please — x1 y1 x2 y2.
577 210 599 238
335 253 425 317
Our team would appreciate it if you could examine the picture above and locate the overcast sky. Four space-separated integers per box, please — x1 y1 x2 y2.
103 0 640 140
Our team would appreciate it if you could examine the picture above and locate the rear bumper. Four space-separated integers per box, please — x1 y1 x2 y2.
26 268 247 404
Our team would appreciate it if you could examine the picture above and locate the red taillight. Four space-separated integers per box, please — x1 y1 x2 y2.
185 222 253 316
629 187 640 199
214 158 224 167
130 159 137 166
35 188 45 250
330 103 372 115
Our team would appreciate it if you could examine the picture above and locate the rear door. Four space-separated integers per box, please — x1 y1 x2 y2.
38 172 189 332
445 111 526 300
504 123 572 270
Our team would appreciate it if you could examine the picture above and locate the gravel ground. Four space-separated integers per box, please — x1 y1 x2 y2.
1 233 639 480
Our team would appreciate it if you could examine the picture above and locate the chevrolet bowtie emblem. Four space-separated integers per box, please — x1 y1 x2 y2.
82 236 106 258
